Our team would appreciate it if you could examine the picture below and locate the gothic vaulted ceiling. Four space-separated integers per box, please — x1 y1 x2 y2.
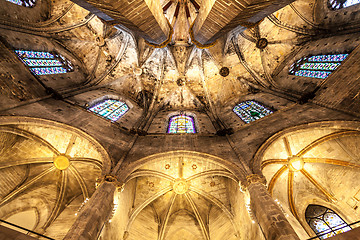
0 0 337 111
1 0 360 239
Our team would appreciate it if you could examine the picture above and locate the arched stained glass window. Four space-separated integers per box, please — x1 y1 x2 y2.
328 0 360 9
289 53 349 79
233 101 273 124
305 205 351 239
6 0 36 8
15 50 73 75
167 114 196 133
88 99 129 121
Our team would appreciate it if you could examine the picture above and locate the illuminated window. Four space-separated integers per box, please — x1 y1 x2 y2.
6 0 36 7
14 50 73 75
289 53 349 79
88 99 129 121
328 0 360 9
305 205 351 239
167 114 196 133
233 101 273 124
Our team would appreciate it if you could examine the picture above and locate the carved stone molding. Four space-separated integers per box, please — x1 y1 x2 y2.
240 174 267 191
96 175 124 192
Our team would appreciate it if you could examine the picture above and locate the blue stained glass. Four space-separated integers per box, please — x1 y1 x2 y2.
15 50 53 59
289 53 349 79
89 100 116 113
6 0 36 7
31 67 68 75
23 59 63 67
295 70 332 79
6 0 22 6
88 99 129 121
306 205 351 239
168 115 196 133
323 212 352 235
98 108 113 117
307 54 349 62
300 63 340 71
15 49 73 76
343 0 360 7
107 104 129 121
233 101 273 124
328 0 360 9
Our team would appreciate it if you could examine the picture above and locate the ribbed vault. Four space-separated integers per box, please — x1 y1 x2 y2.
111 153 241 240
0 117 111 239
257 122 360 237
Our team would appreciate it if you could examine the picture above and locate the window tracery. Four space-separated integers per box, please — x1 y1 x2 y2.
88 99 129 121
15 50 73 75
167 114 196 133
289 53 349 79
328 0 360 9
6 0 36 8
233 100 273 123
305 205 351 239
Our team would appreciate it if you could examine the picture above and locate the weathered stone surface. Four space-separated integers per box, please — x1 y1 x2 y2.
71 0 170 44
63 182 116 240
0 225 37 240
192 0 295 44
248 182 300 240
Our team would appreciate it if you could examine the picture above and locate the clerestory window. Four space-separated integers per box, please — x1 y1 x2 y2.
233 100 273 124
328 0 360 9
289 53 349 79
305 204 351 239
6 0 36 7
15 50 73 75
167 114 196 133
88 99 129 121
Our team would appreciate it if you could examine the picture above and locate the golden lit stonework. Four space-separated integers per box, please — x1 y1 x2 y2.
133 67 142 76
54 155 70 170
173 178 189 194
288 156 304 172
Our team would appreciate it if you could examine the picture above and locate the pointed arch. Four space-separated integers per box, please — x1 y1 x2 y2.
305 204 351 239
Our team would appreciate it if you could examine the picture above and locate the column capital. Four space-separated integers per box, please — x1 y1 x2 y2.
239 174 267 192
96 175 124 192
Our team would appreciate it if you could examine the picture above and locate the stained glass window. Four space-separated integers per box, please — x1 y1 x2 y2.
167 114 196 133
6 0 36 7
14 50 73 76
88 99 129 121
305 205 351 239
328 0 360 9
289 53 349 79
233 101 273 124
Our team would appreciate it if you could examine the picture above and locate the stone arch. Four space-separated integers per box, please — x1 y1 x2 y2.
251 120 360 174
300 200 353 237
0 115 113 236
0 115 112 174
252 120 360 238
118 150 247 182
116 150 245 240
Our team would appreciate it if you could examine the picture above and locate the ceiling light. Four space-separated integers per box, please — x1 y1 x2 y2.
288 156 304 172
133 67 142 76
54 155 70 170
173 178 189 194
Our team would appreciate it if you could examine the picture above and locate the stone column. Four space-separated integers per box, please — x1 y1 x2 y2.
63 176 122 240
243 174 300 240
